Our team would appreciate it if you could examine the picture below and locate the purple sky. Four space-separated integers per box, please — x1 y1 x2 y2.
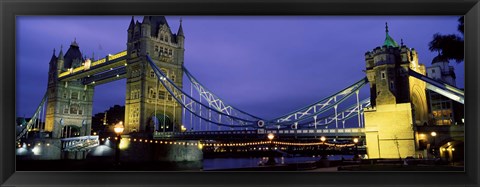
16 16 464 120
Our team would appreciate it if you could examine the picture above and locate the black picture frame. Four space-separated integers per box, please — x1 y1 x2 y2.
1 0 479 186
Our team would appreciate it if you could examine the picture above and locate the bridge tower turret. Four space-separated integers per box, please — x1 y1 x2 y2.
363 23 428 159
125 16 184 135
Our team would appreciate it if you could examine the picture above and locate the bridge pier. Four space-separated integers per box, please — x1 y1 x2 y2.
116 135 203 168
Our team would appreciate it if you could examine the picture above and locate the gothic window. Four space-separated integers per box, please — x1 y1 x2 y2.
149 88 156 98
63 91 68 99
161 68 168 76
390 81 395 90
160 35 164 41
171 75 175 82
63 105 69 114
155 45 159 52
71 92 78 100
432 69 436 73
160 47 164 55
150 70 155 78
70 104 79 114
168 95 173 101
381 71 386 80
78 107 83 115
159 90 166 100
168 49 172 56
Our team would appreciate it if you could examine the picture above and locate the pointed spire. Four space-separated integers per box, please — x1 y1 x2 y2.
177 17 184 37
401 38 404 46
71 38 78 47
383 22 398 47
128 16 135 30
58 45 64 60
142 16 151 25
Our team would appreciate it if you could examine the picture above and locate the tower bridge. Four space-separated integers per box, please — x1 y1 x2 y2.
16 17 464 163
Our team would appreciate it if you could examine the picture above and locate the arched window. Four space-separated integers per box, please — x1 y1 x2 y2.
70 104 79 114
150 70 155 78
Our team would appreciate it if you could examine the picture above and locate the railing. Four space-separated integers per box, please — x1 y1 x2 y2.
61 135 99 152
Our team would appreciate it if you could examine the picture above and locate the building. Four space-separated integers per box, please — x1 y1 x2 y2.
425 57 464 126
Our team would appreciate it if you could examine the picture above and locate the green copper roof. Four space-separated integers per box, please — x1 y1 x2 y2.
383 22 399 47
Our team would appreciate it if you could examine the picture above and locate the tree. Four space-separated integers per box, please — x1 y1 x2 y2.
428 16 464 64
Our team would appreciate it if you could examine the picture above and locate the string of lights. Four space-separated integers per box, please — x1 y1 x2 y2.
96 137 357 148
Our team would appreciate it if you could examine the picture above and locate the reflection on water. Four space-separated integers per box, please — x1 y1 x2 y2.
203 155 354 170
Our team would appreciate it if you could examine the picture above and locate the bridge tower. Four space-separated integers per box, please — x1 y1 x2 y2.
45 40 95 139
363 23 428 159
124 16 185 134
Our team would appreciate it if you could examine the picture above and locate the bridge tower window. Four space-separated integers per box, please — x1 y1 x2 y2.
63 105 69 114
150 70 155 78
70 104 79 114
71 92 78 100
155 45 159 52
381 71 386 79
159 90 166 100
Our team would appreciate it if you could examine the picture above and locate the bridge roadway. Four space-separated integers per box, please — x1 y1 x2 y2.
153 128 365 141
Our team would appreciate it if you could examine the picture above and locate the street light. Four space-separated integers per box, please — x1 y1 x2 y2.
451 147 455 166
431 131 437 158
320 136 327 159
353 138 359 160
114 121 124 165
266 133 276 165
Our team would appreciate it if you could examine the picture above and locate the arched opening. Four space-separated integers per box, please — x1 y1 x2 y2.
148 113 173 132
61 125 81 138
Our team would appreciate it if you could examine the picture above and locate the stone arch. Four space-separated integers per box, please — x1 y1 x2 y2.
411 84 428 125
147 112 173 132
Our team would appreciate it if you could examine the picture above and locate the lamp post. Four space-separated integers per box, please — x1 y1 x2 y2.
451 147 455 166
320 136 327 159
353 138 359 160
113 121 124 165
266 133 276 165
431 132 437 158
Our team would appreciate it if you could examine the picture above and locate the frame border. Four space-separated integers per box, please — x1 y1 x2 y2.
1 0 479 186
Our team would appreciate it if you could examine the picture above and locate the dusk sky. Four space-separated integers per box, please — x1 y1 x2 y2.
16 16 464 121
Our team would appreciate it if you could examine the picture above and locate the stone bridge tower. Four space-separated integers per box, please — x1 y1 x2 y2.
363 23 428 159
124 16 185 134
45 40 95 139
